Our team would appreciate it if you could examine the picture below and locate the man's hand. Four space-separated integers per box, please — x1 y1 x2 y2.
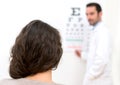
75 50 81 57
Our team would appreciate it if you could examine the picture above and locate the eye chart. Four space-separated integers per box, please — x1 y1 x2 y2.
63 7 91 52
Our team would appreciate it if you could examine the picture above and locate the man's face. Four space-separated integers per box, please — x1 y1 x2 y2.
86 6 101 25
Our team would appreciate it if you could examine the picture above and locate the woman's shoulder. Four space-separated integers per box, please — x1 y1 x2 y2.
0 78 28 85
0 78 64 85
0 79 18 85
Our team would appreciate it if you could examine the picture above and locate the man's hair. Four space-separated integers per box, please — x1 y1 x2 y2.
9 20 63 79
86 2 102 13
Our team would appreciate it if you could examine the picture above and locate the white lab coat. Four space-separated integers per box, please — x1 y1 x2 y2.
82 21 113 85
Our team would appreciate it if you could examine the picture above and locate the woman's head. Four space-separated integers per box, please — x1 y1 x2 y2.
10 20 63 79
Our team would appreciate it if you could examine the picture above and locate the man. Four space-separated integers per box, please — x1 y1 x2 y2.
75 3 113 85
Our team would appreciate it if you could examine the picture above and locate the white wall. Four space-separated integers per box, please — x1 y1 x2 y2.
0 0 120 85
103 0 120 85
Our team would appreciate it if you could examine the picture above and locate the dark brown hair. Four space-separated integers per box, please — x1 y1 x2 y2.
9 20 63 79
87 2 102 13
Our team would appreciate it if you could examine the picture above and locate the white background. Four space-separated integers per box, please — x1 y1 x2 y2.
0 0 119 85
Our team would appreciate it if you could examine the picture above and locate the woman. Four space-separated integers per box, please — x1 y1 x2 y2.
0 20 63 85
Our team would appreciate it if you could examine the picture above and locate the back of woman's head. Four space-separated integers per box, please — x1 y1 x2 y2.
9 20 63 79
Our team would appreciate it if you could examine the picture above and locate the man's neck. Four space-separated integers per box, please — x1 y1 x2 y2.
93 20 102 27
